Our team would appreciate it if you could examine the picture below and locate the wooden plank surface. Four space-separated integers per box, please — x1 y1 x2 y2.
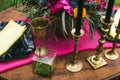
0 7 120 80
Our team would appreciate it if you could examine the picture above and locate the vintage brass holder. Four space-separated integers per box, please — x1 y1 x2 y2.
87 16 114 69
65 28 84 72
104 27 120 60
31 17 49 42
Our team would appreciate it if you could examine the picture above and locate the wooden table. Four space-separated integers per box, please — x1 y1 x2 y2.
0 7 120 80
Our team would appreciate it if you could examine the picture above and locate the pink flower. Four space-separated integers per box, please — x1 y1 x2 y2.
48 0 73 16
99 0 107 10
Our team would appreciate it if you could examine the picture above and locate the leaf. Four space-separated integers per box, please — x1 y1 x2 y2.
66 16 72 30
86 16 95 39
62 11 67 34
72 18 74 29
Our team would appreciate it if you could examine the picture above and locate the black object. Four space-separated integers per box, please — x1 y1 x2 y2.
0 76 8 80
106 32 120 43
0 20 35 61
97 10 119 42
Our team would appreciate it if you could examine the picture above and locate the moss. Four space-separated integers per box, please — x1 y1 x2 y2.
35 62 51 77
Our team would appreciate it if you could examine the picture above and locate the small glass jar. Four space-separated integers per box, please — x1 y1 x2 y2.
32 46 57 77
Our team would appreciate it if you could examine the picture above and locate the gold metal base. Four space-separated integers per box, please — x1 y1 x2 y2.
71 29 84 37
65 61 83 72
87 55 107 69
104 50 119 60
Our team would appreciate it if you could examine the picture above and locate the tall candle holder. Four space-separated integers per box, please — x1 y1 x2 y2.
65 28 84 72
104 26 120 60
87 16 114 69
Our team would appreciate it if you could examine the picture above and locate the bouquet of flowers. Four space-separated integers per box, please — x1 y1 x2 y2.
14 0 107 38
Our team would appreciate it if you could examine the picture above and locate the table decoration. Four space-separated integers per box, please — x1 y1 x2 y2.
87 16 113 69
65 29 84 72
32 46 57 77
14 0 107 39
1 13 120 73
87 0 115 69
104 21 120 60
74 0 84 35
106 9 120 42
31 17 50 42
65 0 84 72
104 0 115 23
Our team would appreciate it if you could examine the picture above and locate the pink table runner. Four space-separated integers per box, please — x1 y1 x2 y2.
0 7 120 73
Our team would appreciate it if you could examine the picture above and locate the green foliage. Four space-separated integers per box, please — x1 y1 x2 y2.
51 11 73 38
115 0 120 6
0 0 13 12
0 0 120 39
35 62 51 77
13 0 50 19
61 11 73 38
86 10 102 38
84 1 101 39
0 0 22 12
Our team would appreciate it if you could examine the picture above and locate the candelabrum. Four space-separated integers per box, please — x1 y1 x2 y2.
104 26 120 60
65 28 84 72
87 16 114 69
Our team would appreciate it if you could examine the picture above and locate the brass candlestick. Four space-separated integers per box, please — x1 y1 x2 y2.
65 28 84 72
87 16 114 69
104 27 120 60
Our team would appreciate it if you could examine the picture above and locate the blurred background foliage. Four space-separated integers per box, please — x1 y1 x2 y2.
115 0 120 6
0 0 120 12
0 0 22 12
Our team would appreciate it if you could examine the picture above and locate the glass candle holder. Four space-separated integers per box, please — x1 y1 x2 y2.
31 17 49 42
32 47 57 77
